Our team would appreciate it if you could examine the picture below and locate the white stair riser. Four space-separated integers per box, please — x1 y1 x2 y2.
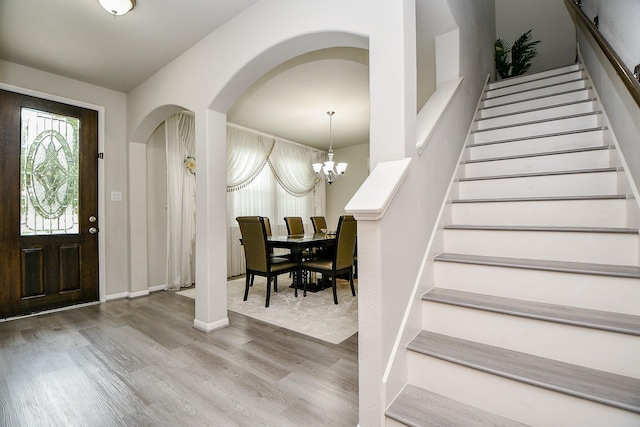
472 114 600 144
443 229 639 266
486 71 585 98
479 89 592 118
451 199 629 228
475 101 595 130
422 302 640 378
468 130 604 160
482 80 588 107
433 261 640 315
407 353 640 427
488 64 582 90
457 171 619 199
464 149 612 178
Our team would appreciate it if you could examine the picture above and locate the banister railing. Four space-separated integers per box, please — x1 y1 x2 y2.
565 0 640 108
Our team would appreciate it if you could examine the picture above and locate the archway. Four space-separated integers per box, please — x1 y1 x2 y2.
193 33 369 330
128 105 193 299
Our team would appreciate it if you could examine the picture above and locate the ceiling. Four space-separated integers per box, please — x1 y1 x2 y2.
0 0 369 149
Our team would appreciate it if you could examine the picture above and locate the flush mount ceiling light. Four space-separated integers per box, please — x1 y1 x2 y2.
98 0 136 16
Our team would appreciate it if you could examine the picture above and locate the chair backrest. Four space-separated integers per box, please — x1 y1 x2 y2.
263 217 272 237
236 216 268 273
334 215 357 270
284 216 304 235
310 216 328 233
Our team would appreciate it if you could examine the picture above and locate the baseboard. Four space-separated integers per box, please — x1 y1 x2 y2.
105 289 152 301
105 291 129 301
148 284 167 292
129 289 150 299
193 317 230 333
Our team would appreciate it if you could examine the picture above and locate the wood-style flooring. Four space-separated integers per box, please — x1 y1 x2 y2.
0 290 358 426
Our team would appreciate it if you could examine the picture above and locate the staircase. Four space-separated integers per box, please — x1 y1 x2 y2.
386 64 640 426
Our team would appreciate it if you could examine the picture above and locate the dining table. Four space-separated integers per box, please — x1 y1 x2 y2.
267 233 336 293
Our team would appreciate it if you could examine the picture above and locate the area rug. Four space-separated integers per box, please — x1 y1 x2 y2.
176 277 357 344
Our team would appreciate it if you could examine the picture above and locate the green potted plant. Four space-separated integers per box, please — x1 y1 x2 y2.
495 30 541 79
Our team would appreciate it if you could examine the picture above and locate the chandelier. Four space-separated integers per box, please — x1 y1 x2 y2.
312 111 348 185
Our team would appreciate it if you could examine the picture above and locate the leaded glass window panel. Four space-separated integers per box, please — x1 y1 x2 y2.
20 107 79 235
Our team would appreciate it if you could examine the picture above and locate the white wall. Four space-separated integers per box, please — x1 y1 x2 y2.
495 0 576 77
368 0 496 408
415 0 457 111
580 0 640 74
575 0 640 197
146 123 168 288
0 59 130 299
325 143 369 228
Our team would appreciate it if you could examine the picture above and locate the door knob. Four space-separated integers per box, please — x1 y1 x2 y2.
88 227 98 234
88 216 97 223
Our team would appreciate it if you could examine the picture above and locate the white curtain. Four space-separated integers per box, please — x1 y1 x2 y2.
226 125 274 191
227 124 326 277
165 112 196 290
269 136 319 196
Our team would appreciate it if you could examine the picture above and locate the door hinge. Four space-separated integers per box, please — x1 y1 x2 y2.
98 152 104 159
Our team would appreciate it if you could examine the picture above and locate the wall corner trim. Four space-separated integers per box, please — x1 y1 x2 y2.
345 158 412 221
416 76 464 154
193 318 230 333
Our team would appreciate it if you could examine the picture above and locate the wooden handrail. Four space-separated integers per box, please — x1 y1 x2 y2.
565 0 640 108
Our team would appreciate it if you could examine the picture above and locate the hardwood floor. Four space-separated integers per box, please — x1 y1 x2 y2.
0 290 358 426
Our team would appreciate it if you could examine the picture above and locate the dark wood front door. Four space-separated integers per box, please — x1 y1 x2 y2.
0 89 99 318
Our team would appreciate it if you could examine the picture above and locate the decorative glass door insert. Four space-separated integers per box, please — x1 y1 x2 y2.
20 107 79 235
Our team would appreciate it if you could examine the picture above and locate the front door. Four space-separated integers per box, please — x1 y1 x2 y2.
0 90 99 318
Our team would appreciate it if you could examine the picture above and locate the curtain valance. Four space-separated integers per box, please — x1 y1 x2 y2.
226 124 324 196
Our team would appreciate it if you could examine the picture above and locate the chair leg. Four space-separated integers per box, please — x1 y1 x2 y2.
274 276 278 292
349 271 356 296
243 274 250 301
265 276 271 307
250 274 254 287
332 273 338 304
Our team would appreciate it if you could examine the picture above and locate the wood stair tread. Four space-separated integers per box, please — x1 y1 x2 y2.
386 384 526 427
467 127 605 147
423 288 640 336
444 224 638 234
456 166 620 182
482 78 588 101
486 66 583 91
475 98 596 123
408 331 640 414
471 111 601 134
480 87 592 112
462 145 614 165
434 253 640 279
451 194 628 204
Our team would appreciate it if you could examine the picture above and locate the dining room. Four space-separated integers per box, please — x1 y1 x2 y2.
142 47 369 345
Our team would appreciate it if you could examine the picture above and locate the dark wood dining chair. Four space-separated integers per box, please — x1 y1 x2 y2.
301 215 357 304
310 216 328 233
284 216 305 235
236 216 299 307
310 215 333 261
248 216 288 286
263 216 273 237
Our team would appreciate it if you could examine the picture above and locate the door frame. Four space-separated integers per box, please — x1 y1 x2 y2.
1 82 107 304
